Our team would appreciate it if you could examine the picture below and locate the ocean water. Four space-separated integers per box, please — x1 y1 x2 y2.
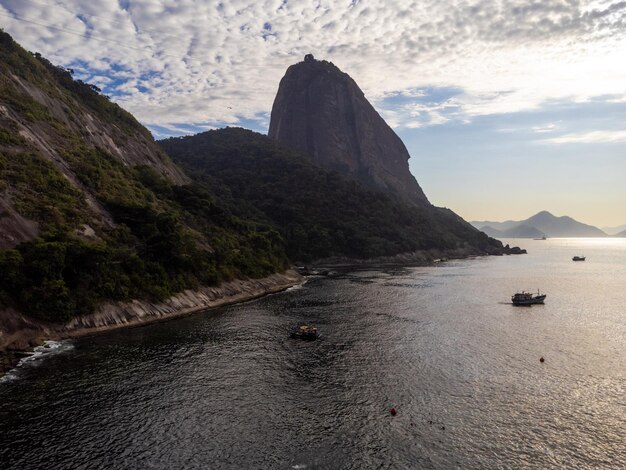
1 238 624 469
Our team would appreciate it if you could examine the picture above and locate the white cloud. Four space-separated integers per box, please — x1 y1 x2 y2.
540 129 626 144
1 0 626 133
532 122 561 133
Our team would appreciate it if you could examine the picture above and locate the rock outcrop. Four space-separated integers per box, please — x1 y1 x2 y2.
269 55 428 205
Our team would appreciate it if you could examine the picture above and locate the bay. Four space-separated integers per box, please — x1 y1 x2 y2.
1 238 625 469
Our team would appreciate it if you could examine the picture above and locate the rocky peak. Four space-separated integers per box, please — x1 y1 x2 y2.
268 56 428 205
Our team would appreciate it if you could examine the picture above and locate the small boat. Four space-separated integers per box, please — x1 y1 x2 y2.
290 325 319 340
533 236 547 240
572 256 585 261
512 291 546 306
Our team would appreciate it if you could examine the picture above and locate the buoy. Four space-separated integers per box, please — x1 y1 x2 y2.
390 407 397 416
540 356 545 363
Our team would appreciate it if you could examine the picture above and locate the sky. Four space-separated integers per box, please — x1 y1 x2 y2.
0 0 625 227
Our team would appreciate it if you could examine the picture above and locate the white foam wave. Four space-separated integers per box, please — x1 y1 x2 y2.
286 281 307 292
1 340 74 383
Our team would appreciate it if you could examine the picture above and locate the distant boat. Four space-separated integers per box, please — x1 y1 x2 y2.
290 325 319 340
533 236 547 240
572 256 586 261
295 266 330 276
512 291 546 306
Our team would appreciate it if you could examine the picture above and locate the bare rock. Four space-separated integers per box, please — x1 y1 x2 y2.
269 55 428 205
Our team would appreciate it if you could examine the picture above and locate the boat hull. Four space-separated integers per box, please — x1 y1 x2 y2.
511 293 546 306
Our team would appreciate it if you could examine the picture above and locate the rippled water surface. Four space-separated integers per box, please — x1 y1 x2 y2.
1 238 625 469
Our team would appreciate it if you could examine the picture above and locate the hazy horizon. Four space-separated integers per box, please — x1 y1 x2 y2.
1 0 624 226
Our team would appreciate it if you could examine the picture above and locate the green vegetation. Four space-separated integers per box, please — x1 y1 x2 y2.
0 155 288 321
0 150 87 235
0 139 288 321
0 29 149 138
160 128 501 262
0 85 52 122
0 126 26 146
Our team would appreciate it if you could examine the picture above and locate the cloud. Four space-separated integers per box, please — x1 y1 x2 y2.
532 122 561 133
540 129 626 144
1 0 626 135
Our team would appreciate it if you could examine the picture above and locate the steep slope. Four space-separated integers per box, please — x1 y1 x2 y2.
0 30 188 248
268 55 428 205
0 31 288 325
161 128 508 263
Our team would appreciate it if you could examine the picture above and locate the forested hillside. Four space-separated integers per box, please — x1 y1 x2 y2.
0 31 287 322
161 128 504 263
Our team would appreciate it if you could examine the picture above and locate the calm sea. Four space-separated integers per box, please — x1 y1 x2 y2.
1 238 625 469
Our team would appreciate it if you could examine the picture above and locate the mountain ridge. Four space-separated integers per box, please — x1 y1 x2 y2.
471 211 607 238
480 224 545 239
602 224 626 235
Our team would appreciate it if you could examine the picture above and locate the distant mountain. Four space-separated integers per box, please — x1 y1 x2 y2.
602 225 626 235
478 226 505 238
480 224 545 239
614 229 626 238
472 211 607 238
525 211 606 237
470 219 520 231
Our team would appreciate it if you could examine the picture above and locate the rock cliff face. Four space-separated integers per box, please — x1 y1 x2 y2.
269 55 428 205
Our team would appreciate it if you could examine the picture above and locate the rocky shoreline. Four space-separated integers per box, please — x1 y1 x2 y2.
1 246 526 376
308 243 526 269
0 270 303 376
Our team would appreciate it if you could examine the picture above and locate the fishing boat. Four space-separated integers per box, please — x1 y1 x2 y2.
572 256 585 261
511 291 546 306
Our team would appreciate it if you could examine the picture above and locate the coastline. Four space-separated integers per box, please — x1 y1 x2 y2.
0 269 303 376
0 244 526 376
309 243 526 269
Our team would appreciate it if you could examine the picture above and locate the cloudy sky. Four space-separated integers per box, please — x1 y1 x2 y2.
1 0 625 227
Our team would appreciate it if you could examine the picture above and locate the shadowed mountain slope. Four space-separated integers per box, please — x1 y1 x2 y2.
161 127 508 263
